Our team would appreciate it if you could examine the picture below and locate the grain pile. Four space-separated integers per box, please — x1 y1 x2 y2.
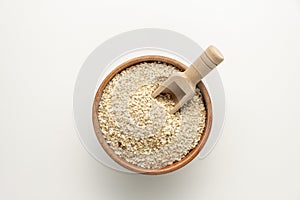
98 61 206 169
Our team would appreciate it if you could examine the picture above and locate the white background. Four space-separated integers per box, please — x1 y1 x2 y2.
0 0 300 199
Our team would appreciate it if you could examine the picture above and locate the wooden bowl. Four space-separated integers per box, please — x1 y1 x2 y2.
92 55 212 175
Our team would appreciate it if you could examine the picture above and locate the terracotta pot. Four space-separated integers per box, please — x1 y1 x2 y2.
92 55 212 175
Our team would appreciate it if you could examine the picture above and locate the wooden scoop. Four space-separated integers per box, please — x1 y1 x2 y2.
152 45 224 114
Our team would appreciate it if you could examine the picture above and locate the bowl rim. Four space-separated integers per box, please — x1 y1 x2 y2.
92 55 212 175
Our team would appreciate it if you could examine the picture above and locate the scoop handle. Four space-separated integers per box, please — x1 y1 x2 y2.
184 45 224 86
